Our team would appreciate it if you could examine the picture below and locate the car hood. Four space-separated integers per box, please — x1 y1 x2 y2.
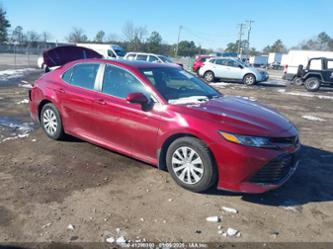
43 45 103 68
175 96 294 136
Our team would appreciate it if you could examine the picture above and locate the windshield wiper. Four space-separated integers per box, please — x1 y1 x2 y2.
168 96 209 104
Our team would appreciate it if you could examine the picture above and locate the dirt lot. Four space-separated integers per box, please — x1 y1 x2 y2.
0 69 332 244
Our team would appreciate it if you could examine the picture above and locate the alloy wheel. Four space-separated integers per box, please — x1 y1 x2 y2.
42 109 58 136
171 146 204 185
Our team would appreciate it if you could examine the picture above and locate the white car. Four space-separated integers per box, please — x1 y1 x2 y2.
124 52 173 64
198 57 269 85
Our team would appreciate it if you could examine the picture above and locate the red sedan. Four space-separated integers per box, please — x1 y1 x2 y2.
29 46 300 193
192 55 212 73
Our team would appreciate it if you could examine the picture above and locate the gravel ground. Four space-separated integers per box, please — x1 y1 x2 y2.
0 70 332 244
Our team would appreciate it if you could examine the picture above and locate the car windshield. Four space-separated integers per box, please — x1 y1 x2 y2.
140 68 221 104
158 55 173 63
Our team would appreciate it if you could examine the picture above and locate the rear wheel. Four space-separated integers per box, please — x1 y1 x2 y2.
304 77 320 92
166 137 217 192
243 74 256 85
203 71 215 82
40 103 65 140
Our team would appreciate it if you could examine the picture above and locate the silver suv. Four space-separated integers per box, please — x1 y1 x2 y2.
198 57 269 85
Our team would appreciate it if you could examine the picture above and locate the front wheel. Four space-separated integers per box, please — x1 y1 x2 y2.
304 77 320 92
243 74 256 85
40 103 65 140
166 137 217 192
293 77 303 86
203 71 215 82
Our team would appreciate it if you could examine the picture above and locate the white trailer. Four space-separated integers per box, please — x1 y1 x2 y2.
76 43 126 59
268 53 283 65
283 50 333 80
249 55 268 67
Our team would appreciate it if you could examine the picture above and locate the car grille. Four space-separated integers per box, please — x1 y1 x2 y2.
250 153 297 184
269 136 299 146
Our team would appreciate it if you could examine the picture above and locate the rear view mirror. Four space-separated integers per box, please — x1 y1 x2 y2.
238 64 244 69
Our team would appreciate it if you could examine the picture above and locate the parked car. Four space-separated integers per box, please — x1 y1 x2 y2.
282 50 333 82
37 56 45 69
199 57 269 84
294 57 333 92
125 52 170 63
192 55 212 73
29 46 300 194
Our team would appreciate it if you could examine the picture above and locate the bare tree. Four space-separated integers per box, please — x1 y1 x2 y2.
11 25 24 44
66 27 88 43
122 21 136 41
106 33 120 42
25 30 40 47
94 30 105 43
41 31 52 43
122 21 148 51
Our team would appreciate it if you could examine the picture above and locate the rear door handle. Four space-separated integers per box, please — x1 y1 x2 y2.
94 98 106 105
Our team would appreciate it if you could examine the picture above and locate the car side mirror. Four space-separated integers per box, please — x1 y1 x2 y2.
126 92 149 107
238 65 244 69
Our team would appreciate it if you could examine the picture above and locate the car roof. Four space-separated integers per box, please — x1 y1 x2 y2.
126 52 168 57
67 58 179 70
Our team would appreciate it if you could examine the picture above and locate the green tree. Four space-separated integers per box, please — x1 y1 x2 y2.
263 39 287 53
146 31 162 53
225 40 248 53
0 5 11 43
94 30 105 43
177 40 198 57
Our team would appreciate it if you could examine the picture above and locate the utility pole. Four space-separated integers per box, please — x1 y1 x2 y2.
175 25 182 57
238 23 245 59
246 20 254 57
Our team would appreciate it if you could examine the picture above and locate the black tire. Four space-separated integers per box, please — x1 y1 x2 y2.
243 73 256 85
203 71 215 82
166 137 217 192
293 77 303 86
40 103 65 140
304 77 321 92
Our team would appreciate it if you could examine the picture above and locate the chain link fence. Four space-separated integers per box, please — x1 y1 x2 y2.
0 44 59 70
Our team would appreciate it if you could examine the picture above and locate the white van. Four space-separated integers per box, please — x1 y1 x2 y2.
282 50 333 81
76 43 126 59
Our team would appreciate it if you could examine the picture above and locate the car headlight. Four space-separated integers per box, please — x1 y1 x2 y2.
219 131 278 149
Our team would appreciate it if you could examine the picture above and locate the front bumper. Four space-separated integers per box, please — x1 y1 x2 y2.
258 73 269 82
211 136 300 193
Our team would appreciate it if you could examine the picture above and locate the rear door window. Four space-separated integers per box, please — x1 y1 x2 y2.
126 54 136 61
62 63 100 90
215 59 228 66
136 55 148 61
309 59 322 70
327 60 333 70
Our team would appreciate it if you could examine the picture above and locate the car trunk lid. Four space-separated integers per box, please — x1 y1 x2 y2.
43 45 103 68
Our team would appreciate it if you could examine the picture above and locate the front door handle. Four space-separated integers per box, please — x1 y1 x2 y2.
56 88 65 94
94 99 106 105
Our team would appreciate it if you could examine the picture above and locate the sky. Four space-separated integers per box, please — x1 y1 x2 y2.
2 0 332 51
